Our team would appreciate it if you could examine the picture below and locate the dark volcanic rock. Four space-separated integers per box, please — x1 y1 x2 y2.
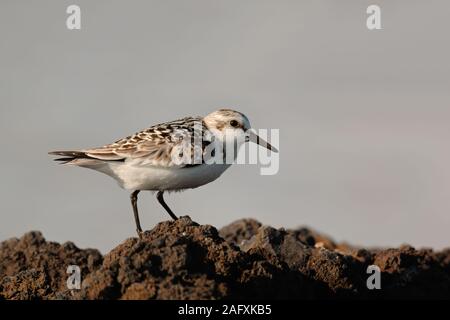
219 218 262 246
371 245 450 298
76 217 247 299
76 217 294 299
0 218 449 299
0 231 102 299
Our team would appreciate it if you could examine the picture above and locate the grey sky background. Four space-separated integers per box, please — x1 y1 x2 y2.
1 1 449 253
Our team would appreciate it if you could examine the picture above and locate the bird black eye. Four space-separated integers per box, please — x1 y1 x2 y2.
230 120 239 127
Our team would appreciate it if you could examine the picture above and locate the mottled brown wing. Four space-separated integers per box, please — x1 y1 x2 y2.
82 117 210 167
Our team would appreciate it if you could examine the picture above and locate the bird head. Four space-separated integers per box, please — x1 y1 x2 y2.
203 109 278 152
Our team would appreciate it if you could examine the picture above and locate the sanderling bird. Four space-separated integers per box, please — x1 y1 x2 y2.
49 109 277 238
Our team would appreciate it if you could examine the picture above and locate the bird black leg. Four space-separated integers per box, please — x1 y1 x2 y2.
156 191 178 221
130 190 143 238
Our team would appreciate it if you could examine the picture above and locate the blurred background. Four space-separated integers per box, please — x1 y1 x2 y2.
1 0 449 252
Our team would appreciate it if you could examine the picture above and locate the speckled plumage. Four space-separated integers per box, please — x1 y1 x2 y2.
51 116 213 167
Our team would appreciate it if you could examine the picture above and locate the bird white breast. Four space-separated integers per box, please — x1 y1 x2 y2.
102 162 232 191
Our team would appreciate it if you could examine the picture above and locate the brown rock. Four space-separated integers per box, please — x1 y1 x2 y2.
76 217 247 299
219 218 262 246
1 218 449 299
0 231 102 299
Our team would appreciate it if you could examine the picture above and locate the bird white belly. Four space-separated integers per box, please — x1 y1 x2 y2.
107 162 232 191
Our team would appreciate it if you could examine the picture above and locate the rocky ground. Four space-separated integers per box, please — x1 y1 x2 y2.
0 216 449 299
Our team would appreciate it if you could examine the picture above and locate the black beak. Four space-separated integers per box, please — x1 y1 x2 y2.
246 130 278 153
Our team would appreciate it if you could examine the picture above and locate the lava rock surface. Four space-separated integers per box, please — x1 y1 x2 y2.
1 216 449 299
